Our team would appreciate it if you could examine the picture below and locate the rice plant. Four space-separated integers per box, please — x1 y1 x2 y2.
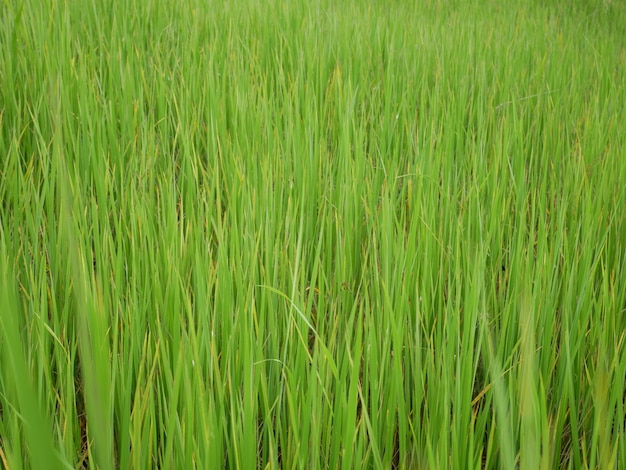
1 0 624 468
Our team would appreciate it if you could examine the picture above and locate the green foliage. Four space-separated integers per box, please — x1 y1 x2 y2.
1 0 624 468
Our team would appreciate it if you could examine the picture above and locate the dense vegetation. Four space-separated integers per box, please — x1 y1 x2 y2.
1 0 624 468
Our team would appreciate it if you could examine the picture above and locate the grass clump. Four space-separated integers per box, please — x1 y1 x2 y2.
1 0 625 468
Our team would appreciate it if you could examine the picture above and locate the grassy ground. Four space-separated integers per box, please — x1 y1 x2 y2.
1 0 625 468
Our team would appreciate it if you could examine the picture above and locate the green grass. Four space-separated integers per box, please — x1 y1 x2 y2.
1 0 625 468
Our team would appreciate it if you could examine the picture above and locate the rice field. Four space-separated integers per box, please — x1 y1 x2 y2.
1 0 625 468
